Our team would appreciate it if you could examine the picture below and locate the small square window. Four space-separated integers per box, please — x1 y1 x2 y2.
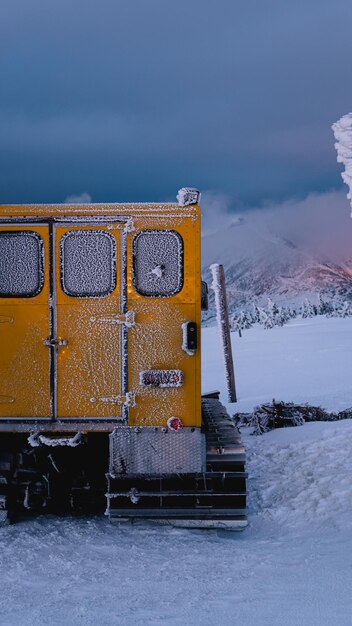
60 230 116 298
0 231 44 297
133 230 183 297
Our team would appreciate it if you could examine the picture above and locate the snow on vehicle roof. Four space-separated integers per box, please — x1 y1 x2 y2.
0 202 200 218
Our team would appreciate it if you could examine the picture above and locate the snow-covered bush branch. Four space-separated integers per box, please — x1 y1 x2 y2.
234 400 351 435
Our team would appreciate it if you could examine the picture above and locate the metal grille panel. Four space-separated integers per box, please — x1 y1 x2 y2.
109 427 205 476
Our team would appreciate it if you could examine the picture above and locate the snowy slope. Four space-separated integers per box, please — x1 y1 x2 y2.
0 317 352 626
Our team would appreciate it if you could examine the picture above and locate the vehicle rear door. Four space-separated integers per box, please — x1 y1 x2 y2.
54 224 124 419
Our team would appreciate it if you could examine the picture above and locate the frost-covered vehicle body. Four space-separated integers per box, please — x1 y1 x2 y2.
0 190 246 528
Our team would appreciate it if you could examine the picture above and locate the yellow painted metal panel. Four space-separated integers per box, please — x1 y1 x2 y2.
0 226 50 418
0 204 202 430
127 214 201 428
55 225 122 418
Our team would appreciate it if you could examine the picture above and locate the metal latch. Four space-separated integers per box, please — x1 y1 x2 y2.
90 392 136 408
0 396 15 404
90 311 135 327
43 338 69 348
182 321 197 355
0 316 13 324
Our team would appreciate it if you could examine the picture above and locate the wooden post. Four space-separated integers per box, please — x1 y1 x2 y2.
210 263 237 403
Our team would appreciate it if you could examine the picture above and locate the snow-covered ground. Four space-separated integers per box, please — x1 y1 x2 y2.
1 316 352 626
203 315 352 413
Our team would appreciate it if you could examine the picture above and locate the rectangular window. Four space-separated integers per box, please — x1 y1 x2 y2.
60 230 116 298
0 231 44 297
133 230 183 297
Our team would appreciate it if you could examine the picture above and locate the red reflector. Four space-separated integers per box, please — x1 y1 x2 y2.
167 417 183 431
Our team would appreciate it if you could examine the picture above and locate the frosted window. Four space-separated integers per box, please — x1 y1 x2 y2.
133 230 183 297
60 230 116 297
0 232 44 297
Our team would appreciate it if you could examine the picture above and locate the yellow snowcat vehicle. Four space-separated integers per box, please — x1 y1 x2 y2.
0 188 247 529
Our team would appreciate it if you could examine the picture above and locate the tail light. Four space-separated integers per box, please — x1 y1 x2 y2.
167 417 183 431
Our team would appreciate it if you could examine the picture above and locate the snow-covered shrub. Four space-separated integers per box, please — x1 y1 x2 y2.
234 401 351 435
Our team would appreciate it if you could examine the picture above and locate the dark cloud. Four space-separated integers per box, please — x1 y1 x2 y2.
1 0 352 204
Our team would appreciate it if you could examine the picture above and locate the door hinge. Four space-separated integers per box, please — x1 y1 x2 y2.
90 311 135 327
90 392 136 408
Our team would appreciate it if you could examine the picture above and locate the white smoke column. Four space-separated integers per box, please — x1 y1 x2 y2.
332 113 352 217
64 192 92 204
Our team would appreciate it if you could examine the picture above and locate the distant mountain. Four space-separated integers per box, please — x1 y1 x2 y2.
201 193 352 319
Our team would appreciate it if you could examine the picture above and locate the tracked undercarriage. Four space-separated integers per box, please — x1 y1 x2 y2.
0 395 247 530
107 395 247 529
0 434 108 524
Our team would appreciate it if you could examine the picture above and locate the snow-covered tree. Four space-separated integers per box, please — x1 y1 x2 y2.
275 306 289 326
326 300 352 318
257 306 271 328
265 298 286 328
317 295 334 316
340 301 351 318
301 299 316 318
252 304 260 324
231 310 252 336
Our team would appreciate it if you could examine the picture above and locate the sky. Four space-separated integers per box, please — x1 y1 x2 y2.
1 0 352 208
201 189 352 257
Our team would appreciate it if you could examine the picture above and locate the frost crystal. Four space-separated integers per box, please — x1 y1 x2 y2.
177 188 201 207
28 432 83 447
133 230 183 296
150 264 165 279
60 230 116 297
0 232 44 296
210 263 236 403
139 369 183 388
123 217 135 233
332 113 352 216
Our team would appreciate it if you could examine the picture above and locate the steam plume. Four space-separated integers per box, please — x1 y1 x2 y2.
332 113 352 216
64 192 92 204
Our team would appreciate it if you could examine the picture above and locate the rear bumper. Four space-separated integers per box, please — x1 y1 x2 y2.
0 419 124 433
